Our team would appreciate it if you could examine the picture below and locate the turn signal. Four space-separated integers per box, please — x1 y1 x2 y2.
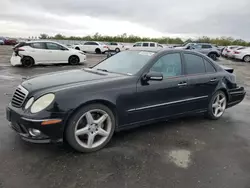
41 119 62 126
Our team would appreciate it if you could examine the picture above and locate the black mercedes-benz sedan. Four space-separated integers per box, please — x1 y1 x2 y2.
6 49 246 152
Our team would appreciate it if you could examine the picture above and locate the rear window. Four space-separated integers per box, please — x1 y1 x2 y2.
150 43 156 47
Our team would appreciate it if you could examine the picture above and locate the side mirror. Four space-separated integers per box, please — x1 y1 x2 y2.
142 72 163 82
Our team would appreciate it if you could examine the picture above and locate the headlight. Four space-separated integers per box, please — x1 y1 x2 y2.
79 51 85 55
30 94 55 113
25 97 34 109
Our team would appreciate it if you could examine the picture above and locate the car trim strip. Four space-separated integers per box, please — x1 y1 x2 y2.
21 117 62 122
127 95 208 112
229 91 245 95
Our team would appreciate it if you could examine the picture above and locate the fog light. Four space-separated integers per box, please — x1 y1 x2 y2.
29 128 41 137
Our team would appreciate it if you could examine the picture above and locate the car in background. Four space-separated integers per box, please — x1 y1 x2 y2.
106 42 125 52
10 41 86 67
232 47 250 62
73 41 109 54
128 42 163 51
0 39 4 45
221 46 240 58
6 49 245 152
176 43 220 60
4 38 18 45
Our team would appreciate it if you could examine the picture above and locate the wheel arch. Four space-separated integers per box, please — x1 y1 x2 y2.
68 55 79 62
243 54 250 61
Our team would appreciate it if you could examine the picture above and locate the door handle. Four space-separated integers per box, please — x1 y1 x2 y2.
210 78 217 82
178 82 187 86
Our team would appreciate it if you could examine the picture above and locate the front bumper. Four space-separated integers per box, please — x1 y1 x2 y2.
6 106 65 143
227 87 246 108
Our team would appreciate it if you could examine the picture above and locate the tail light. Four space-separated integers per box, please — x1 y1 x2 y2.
14 48 25 56
226 50 231 52
103 46 108 48
234 51 240 54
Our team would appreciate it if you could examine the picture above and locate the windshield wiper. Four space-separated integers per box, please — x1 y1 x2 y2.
97 68 109 72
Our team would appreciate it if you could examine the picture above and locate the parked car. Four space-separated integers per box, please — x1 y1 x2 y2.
221 46 240 58
73 41 109 54
0 40 4 45
128 42 163 51
232 47 250 62
4 38 18 45
10 41 86 67
106 42 125 52
6 49 245 152
176 43 221 60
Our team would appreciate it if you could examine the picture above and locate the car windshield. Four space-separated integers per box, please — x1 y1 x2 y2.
93 51 155 75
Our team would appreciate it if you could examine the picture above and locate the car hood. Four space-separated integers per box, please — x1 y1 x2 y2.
22 68 122 92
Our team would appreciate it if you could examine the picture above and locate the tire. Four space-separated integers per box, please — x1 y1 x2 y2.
95 48 101 54
115 48 120 53
75 47 80 50
21 56 34 68
208 53 217 61
65 103 116 153
243 55 250 63
68 55 80 65
206 90 227 120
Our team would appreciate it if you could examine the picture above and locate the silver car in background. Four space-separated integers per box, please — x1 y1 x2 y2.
175 43 221 60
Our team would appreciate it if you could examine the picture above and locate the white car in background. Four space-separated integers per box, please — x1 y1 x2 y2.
222 46 240 57
73 41 109 54
232 47 250 62
10 41 86 67
106 42 125 52
128 42 163 51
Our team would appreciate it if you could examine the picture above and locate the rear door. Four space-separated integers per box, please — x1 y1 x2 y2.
29 42 47 62
183 52 218 110
200 44 213 55
142 42 149 50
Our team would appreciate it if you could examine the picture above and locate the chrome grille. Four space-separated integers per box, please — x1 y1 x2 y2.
11 85 29 108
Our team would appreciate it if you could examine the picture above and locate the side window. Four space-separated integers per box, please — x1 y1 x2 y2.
202 44 212 49
133 43 142 47
183 53 205 75
46 43 62 50
142 43 149 47
204 59 216 73
90 42 98 45
150 53 182 78
30 42 46 49
150 43 156 47
84 42 91 45
112 43 117 45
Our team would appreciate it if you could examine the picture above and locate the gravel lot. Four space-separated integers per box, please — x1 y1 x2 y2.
0 45 250 188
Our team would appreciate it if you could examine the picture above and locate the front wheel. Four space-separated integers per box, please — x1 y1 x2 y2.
208 53 217 61
69 55 80 65
65 104 116 152
243 55 250 63
206 91 227 120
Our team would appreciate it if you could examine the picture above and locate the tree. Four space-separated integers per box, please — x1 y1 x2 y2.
39 33 49 39
54 33 65 39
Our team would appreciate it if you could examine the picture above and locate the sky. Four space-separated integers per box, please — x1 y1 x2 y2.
1 0 250 40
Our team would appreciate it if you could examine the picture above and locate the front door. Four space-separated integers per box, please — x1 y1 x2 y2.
45 42 69 63
128 52 191 123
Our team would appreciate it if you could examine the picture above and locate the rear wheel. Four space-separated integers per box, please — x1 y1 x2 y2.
65 104 116 152
95 48 101 54
243 55 250 63
115 48 120 53
21 56 34 68
69 55 80 65
208 53 217 61
207 91 227 120
75 47 80 50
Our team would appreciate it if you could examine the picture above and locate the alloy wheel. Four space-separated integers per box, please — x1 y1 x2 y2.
212 93 226 118
74 109 112 149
